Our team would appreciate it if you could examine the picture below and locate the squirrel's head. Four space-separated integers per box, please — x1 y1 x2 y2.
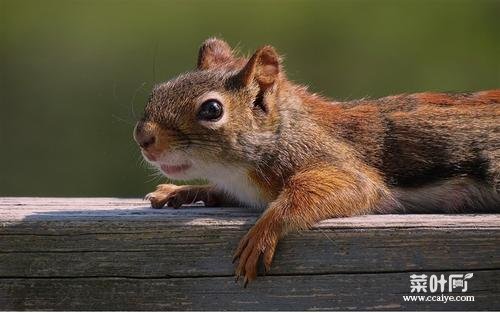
134 38 284 180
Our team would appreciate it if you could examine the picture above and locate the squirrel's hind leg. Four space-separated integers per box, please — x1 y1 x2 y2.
384 177 500 214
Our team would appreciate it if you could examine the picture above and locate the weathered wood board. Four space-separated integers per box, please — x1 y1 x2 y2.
0 197 499 310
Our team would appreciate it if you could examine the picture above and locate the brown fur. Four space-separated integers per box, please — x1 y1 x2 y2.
134 38 500 286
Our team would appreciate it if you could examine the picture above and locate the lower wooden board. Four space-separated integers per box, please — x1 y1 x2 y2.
2 270 499 310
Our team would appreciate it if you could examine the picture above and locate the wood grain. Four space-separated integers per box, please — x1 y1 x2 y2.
0 197 499 310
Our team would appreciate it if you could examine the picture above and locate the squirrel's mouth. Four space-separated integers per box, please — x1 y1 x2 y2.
160 163 192 175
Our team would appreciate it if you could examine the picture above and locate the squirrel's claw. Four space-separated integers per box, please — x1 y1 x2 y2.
263 243 276 273
143 192 168 209
233 226 278 287
143 184 187 209
232 233 249 262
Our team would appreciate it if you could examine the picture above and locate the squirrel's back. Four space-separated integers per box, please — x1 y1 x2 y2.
310 90 500 190
315 90 500 213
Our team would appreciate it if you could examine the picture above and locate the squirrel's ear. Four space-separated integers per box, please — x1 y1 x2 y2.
197 38 234 70
241 46 281 90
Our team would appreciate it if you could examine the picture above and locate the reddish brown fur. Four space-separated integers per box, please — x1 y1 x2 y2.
247 169 282 202
134 38 500 286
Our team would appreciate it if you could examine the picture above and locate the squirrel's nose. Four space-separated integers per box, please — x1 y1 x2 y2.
134 121 156 149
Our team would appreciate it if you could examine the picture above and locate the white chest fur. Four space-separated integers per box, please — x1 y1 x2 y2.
209 166 267 208
201 164 268 209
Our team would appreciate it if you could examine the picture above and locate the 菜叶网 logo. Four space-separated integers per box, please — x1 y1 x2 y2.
410 273 473 293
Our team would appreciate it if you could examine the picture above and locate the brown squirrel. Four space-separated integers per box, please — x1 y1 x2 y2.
134 38 500 286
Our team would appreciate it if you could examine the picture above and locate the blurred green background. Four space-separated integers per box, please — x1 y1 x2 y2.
1 0 499 197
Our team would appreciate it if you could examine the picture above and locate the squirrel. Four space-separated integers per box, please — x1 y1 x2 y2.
134 38 500 286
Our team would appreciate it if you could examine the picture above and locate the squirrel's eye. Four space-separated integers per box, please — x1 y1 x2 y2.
197 99 223 121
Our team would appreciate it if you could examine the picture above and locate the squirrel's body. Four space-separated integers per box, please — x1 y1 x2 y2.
134 38 500 285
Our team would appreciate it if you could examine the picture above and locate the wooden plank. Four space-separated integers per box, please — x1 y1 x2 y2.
1 197 499 310
0 228 498 277
1 270 499 311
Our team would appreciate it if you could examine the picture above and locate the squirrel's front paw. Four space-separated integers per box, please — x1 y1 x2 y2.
144 184 195 209
233 225 278 287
